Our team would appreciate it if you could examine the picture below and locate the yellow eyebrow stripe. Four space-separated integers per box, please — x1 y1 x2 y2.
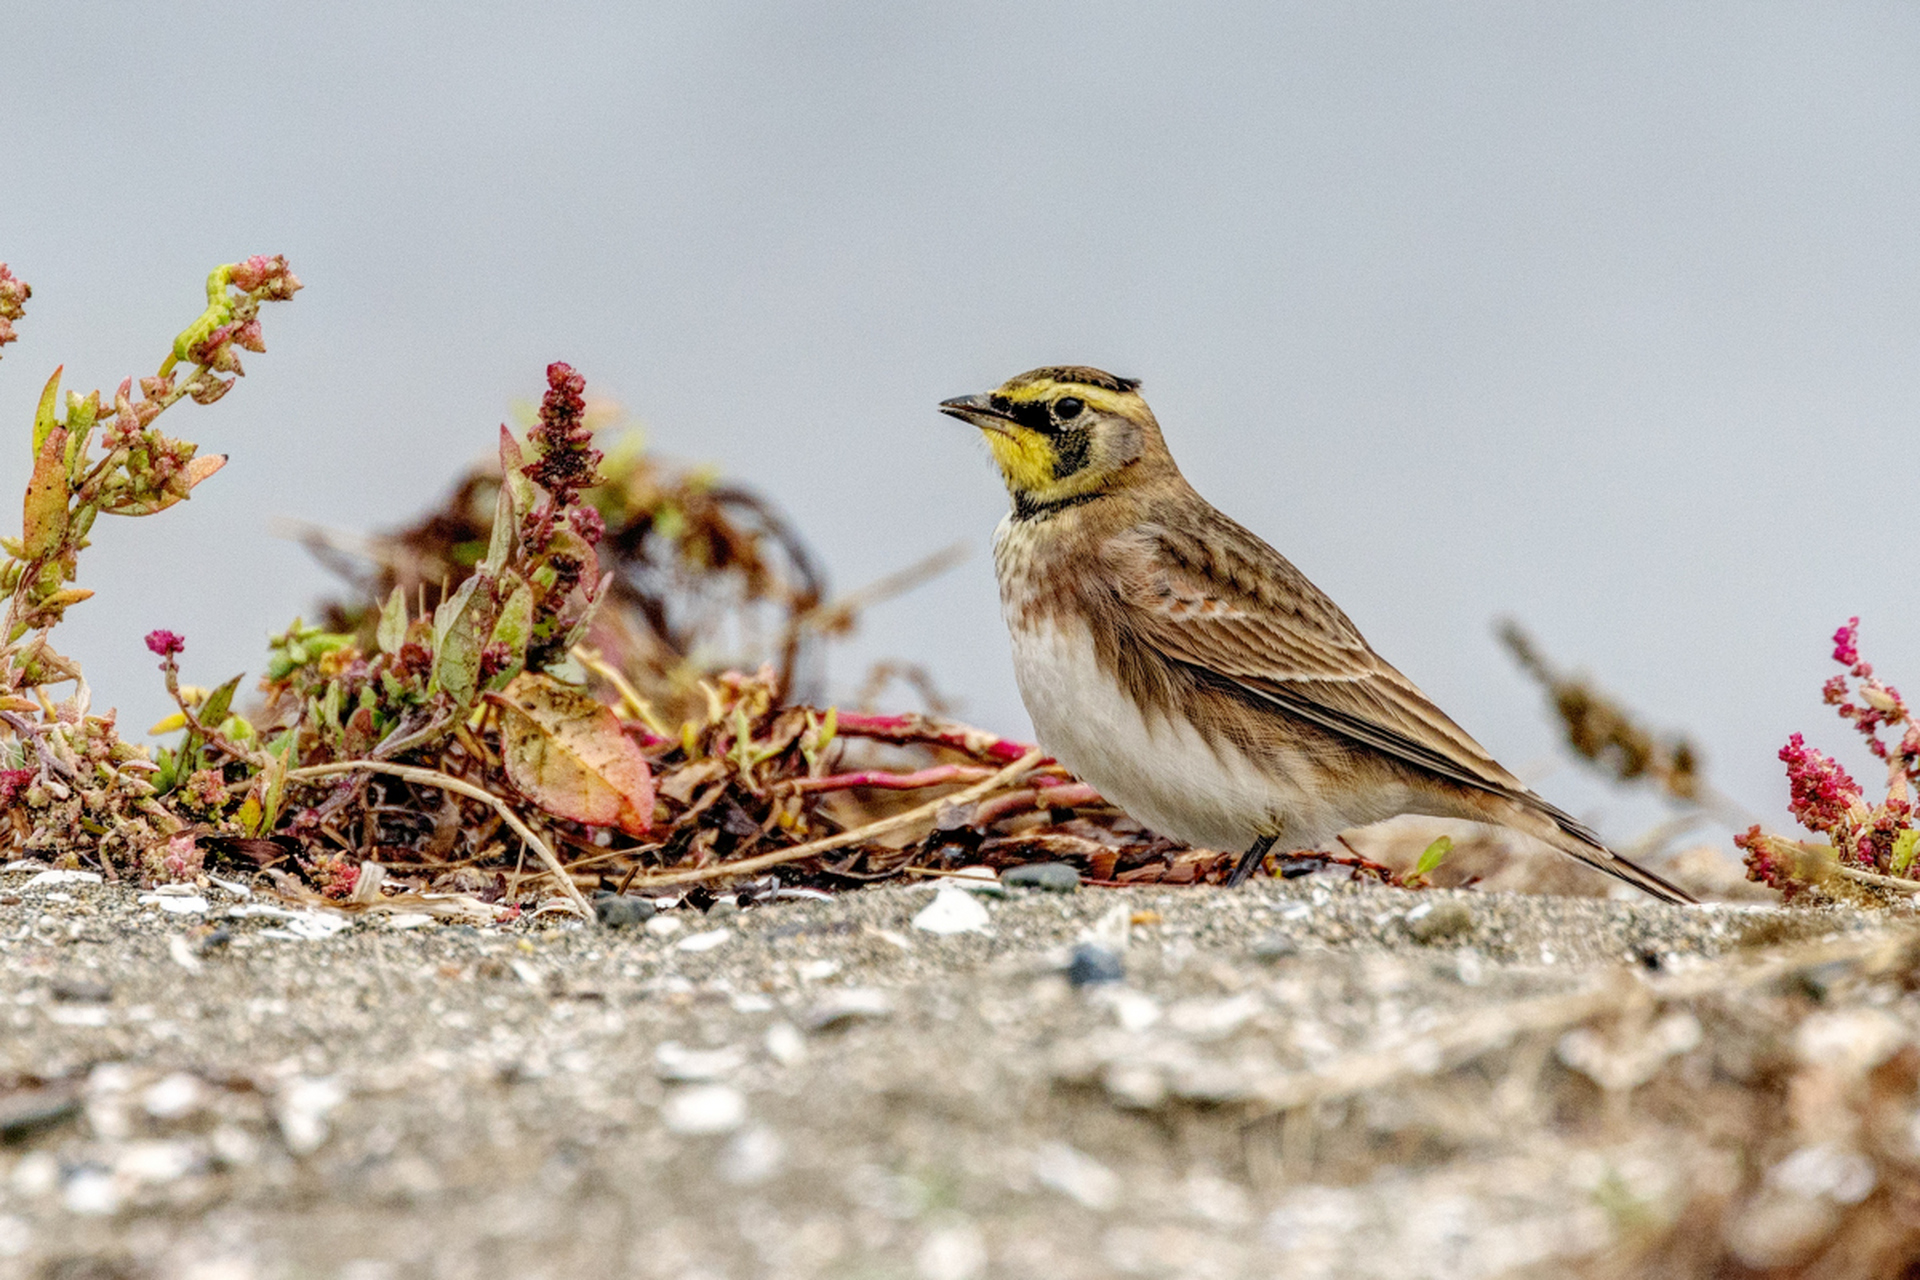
993 378 1134 416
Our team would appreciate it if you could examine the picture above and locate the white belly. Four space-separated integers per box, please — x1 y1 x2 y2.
1006 617 1353 853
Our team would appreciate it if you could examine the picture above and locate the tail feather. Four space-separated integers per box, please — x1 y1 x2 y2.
1538 810 1697 906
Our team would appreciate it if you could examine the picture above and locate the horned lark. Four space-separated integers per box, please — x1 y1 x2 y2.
940 366 1693 904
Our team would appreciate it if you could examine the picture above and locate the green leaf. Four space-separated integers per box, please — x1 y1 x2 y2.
62 391 96 482
376 585 409 656
253 734 292 835
498 426 536 521
1414 836 1453 878
153 744 179 793
484 573 534 689
480 473 516 574
199 674 243 729
32 366 62 454
1892 829 1920 877
429 571 491 708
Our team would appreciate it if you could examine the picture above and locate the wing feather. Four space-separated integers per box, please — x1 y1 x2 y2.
1102 519 1544 809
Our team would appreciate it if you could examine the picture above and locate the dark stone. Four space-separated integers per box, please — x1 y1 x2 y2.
593 894 655 929
1792 959 1858 1003
49 977 112 1003
1067 943 1125 987
1003 862 1081 893
0 1087 80 1143
1407 900 1475 944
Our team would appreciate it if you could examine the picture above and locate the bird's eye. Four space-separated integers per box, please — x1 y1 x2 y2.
1055 397 1084 421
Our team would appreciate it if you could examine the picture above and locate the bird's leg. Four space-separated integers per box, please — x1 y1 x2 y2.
1226 834 1278 887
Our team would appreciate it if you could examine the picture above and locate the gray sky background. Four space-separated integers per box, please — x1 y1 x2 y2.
5 3 1918 850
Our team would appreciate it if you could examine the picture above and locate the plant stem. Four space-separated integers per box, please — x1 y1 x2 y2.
287 760 593 917
621 750 1043 890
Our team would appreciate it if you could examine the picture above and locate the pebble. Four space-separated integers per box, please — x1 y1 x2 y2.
1406 900 1475 943
764 1021 807 1066
276 1076 345 1155
138 893 210 915
1032 1141 1121 1211
676 928 732 953
912 887 991 935
62 1168 119 1216
1250 932 1299 962
19 870 102 891
803 988 893 1033
661 1084 747 1136
654 1041 746 1082
644 914 683 938
1003 862 1080 892
142 1073 207 1121
1067 943 1125 987
915 1221 988 1280
718 1124 786 1185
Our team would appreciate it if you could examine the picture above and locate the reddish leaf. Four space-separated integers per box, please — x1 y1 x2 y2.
493 672 653 836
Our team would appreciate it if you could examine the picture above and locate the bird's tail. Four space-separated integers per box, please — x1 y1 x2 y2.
1534 809 1697 906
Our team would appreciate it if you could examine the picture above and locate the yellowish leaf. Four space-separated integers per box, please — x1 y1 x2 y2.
492 672 653 836
21 424 69 559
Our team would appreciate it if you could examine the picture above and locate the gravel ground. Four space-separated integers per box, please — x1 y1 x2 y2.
2 862 1918 1280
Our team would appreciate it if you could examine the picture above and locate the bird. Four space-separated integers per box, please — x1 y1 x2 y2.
938 365 1694 905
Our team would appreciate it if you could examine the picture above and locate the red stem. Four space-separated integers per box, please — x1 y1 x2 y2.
970 780 1103 827
832 711 1044 764
787 763 998 794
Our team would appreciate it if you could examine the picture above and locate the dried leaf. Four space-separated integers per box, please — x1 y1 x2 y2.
493 671 654 836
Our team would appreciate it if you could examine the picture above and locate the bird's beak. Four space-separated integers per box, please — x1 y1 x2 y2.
938 392 1016 429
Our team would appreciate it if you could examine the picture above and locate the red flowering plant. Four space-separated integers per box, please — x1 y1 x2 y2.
0 258 300 876
1737 618 1920 900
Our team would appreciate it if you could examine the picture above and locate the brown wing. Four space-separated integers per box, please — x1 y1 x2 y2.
1096 504 1695 904
1100 512 1554 814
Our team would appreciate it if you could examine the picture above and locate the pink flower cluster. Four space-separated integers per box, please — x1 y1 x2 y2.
524 362 603 517
227 255 301 299
1821 616 1920 773
145 629 186 657
1742 618 1920 892
0 263 27 355
0 768 34 809
1778 732 1865 834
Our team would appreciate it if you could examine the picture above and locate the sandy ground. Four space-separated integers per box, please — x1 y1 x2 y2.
2 862 1918 1280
